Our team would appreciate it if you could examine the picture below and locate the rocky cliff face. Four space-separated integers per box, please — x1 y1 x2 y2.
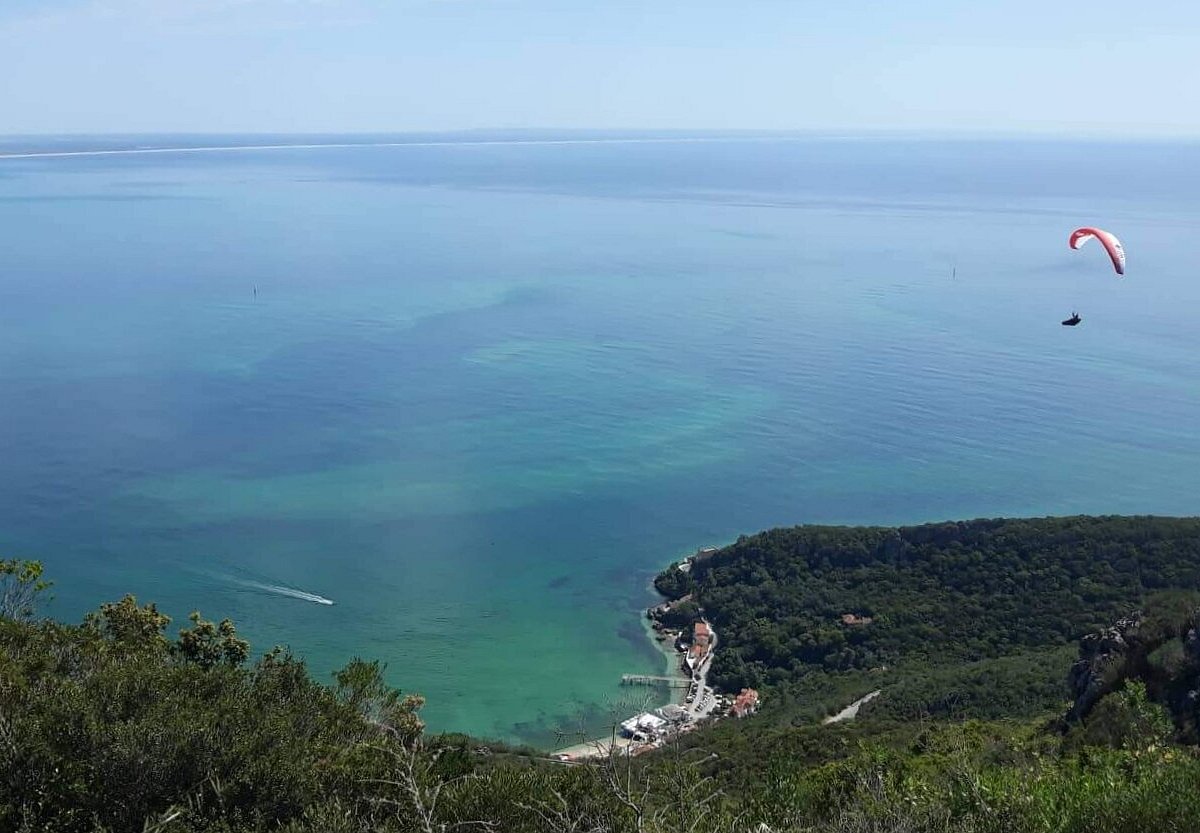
1065 612 1144 723
1065 605 1200 740
1178 625 1200 733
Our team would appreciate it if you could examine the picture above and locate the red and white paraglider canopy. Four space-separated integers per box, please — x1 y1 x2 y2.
1069 227 1125 276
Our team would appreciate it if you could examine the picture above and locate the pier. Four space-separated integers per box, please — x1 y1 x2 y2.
620 674 690 688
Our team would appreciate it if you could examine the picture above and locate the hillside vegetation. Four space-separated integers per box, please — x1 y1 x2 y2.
656 516 1200 721
4 516 1200 831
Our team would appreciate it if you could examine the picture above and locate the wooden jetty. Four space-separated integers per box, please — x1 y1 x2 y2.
621 674 689 688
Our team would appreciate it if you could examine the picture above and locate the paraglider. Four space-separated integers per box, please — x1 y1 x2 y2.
1059 227 1126 327
1069 227 1125 276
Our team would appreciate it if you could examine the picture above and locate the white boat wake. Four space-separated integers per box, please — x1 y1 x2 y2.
241 581 335 606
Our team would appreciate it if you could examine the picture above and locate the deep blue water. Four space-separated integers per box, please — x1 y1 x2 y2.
2 134 1199 743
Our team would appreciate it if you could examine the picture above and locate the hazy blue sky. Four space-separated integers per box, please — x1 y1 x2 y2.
1 0 1196 136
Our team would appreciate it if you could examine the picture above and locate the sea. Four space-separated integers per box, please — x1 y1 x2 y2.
2 133 1200 745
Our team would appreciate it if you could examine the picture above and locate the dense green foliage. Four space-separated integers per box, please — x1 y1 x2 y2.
859 647 1078 722
0 590 424 833
663 516 1200 718
654 598 701 630
751 726 1200 833
6 515 1200 831
652 563 694 600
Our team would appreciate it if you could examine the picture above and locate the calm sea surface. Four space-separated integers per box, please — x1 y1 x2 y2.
2 135 1200 744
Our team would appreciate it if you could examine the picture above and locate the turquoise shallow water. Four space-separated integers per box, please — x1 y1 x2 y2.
2 135 1200 744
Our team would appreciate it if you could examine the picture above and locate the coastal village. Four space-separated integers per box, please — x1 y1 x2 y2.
553 547 760 761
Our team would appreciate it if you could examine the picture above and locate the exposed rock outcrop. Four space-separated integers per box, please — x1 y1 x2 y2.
1064 603 1200 741
1065 611 1144 723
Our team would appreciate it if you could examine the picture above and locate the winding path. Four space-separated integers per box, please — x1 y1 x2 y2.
821 690 881 725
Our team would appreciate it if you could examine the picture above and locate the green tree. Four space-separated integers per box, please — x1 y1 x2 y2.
0 558 50 620
85 593 171 650
175 610 251 669
334 658 425 742
1080 680 1176 751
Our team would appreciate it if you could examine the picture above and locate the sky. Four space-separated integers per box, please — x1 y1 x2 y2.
0 0 1198 136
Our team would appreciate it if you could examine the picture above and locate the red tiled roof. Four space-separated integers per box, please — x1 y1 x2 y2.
735 687 758 703
732 688 759 716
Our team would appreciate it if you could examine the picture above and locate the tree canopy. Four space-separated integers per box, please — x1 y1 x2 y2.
660 517 1200 708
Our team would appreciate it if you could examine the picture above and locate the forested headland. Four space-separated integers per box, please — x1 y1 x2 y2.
656 516 1200 722
6 515 1200 832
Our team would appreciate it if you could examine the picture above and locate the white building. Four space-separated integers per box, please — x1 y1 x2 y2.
620 712 668 739
656 704 689 724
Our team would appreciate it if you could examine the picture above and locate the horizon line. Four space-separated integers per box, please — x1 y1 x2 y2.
3 130 1198 161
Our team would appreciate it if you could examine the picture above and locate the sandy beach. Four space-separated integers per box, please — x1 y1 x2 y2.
550 593 693 761
552 733 638 761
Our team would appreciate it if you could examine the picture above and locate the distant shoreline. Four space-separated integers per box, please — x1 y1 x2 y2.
3 129 1148 162
0 135 829 161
